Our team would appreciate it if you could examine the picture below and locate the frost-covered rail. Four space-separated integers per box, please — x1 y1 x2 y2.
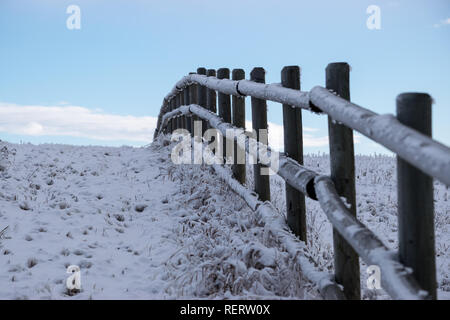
160 105 318 200
154 63 448 300
155 74 450 187
309 87 450 187
197 140 345 300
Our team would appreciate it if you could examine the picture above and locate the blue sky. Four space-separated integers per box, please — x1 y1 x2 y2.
0 0 449 154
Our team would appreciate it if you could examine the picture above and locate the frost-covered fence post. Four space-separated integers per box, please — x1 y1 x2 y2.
170 98 174 131
169 98 175 133
175 93 181 130
206 69 217 153
206 69 217 114
165 100 170 134
326 62 360 300
164 102 168 134
396 93 436 300
197 67 208 135
189 72 198 137
172 98 177 132
183 87 191 134
232 68 246 185
179 91 185 129
282 66 306 241
217 68 231 161
251 67 271 202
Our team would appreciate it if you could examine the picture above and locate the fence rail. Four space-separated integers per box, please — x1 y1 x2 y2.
154 63 450 300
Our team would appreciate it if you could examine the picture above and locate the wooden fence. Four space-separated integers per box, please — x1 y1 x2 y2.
154 63 450 300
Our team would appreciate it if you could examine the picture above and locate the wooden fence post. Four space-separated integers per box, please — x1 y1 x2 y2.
205 69 217 155
217 68 231 161
197 67 208 136
281 66 306 241
163 101 170 134
189 72 198 137
179 91 185 129
183 87 191 134
169 98 174 133
175 93 181 131
250 67 270 202
396 93 436 299
232 68 246 185
207 69 217 114
326 62 360 300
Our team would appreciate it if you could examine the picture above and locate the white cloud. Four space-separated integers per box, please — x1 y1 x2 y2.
23 122 45 135
0 102 157 143
0 102 341 150
433 18 450 28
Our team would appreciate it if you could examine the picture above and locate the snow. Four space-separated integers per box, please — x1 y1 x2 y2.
0 137 448 300
0 141 181 299
0 138 319 299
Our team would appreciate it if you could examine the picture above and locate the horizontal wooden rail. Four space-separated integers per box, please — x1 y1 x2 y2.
309 86 450 187
159 103 428 300
161 106 318 200
160 105 318 200
156 74 450 187
164 74 312 110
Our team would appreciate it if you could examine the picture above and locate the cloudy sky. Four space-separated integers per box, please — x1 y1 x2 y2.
0 0 449 153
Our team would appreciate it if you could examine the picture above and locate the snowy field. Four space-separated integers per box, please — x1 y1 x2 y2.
0 136 448 300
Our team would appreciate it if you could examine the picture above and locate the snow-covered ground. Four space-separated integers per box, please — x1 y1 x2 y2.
0 137 317 299
0 136 448 299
